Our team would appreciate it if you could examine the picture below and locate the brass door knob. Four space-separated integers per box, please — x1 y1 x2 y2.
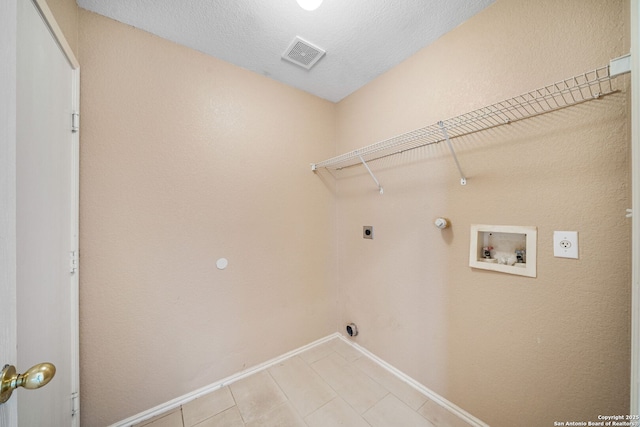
0 363 56 404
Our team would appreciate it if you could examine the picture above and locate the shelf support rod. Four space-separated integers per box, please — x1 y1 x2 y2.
438 121 467 185
358 154 384 194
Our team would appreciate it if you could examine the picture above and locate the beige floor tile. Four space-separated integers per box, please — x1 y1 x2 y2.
182 387 236 427
304 397 370 427
269 356 336 417
299 340 338 364
311 353 388 414
418 398 474 427
229 370 288 423
244 402 306 427
364 394 436 427
329 338 362 362
136 409 184 427
353 356 428 410
192 406 245 427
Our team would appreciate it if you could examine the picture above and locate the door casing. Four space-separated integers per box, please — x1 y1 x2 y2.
0 0 79 425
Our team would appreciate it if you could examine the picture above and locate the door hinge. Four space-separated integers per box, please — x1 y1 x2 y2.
627 208 633 218
70 251 79 274
71 391 79 417
71 112 79 133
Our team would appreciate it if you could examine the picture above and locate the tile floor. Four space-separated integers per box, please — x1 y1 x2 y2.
134 338 474 427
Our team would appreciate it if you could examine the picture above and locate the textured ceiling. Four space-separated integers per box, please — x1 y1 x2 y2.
76 0 495 102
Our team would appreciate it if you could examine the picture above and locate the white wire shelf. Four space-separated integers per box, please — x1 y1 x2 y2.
311 61 625 179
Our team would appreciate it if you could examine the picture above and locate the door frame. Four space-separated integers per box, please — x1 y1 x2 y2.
631 0 640 416
0 0 19 424
0 0 79 425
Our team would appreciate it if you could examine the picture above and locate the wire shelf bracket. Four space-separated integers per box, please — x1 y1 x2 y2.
311 55 631 194
358 154 384 194
439 121 467 186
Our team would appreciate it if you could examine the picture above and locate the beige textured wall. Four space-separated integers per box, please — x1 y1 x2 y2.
334 1 631 426
43 0 78 57
78 10 337 425
77 1 632 425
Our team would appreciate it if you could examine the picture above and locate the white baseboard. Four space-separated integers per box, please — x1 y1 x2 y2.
110 333 341 427
337 335 489 427
112 332 488 427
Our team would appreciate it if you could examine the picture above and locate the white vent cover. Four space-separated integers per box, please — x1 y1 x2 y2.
282 36 326 70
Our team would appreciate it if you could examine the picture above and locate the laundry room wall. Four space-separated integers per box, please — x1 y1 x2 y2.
48 0 634 425
43 0 78 56
334 0 631 425
78 9 337 425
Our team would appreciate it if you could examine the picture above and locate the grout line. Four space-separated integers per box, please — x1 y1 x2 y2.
227 387 243 425
265 368 292 412
122 333 487 427
350 353 429 413
308 345 388 418
271 351 346 424
305 350 344 404
301 395 337 423
111 333 341 427
306 350 360 416
337 335 490 427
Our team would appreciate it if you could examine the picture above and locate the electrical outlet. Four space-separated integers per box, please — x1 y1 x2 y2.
363 226 373 239
554 231 578 259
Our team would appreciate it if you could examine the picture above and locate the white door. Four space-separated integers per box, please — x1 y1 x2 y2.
631 0 640 415
0 0 80 425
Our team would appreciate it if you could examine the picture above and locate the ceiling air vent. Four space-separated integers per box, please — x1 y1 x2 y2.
282 36 326 70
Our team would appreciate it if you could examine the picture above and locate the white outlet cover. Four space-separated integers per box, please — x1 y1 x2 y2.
553 231 579 259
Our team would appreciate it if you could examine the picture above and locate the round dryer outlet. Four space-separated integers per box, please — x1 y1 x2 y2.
346 323 358 337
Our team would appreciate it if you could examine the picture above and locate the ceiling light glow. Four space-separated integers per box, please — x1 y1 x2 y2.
296 0 323 11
